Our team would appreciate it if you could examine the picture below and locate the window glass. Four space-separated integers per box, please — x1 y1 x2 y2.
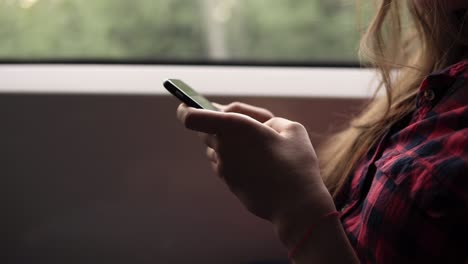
0 0 363 63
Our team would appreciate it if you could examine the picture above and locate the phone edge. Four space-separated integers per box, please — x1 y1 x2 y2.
163 79 204 109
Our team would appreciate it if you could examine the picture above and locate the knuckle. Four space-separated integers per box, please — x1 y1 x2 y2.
205 146 213 155
270 117 281 122
206 148 218 160
287 121 305 131
227 101 243 112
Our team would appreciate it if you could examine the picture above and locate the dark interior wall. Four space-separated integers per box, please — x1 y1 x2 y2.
1 94 365 264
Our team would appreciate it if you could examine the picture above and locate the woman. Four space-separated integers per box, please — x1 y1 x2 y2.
176 0 468 263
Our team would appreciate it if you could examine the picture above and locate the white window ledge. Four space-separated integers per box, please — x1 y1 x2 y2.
0 65 378 98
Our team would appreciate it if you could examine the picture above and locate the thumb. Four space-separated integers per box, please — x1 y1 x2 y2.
177 104 265 135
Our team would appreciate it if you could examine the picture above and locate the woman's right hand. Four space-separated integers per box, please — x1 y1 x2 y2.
177 102 335 237
177 102 358 263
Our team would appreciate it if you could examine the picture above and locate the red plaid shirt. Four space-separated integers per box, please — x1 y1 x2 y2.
337 59 468 263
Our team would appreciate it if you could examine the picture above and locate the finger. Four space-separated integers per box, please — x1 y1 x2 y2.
177 103 267 135
215 102 274 123
177 104 222 133
264 117 305 138
206 147 218 163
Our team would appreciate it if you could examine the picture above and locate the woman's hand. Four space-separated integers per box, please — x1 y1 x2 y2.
175 103 361 263
177 101 335 215
176 102 336 249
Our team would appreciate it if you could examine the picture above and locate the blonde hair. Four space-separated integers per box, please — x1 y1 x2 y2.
320 1 468 197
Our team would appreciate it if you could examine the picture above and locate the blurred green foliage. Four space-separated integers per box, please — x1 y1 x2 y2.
0 0 364 62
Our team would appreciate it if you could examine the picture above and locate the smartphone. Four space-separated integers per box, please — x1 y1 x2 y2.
163 79 218 111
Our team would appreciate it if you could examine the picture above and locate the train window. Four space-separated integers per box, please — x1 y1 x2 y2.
0 0 368 65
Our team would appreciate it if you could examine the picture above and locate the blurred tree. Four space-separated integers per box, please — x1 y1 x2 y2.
0 0 362 62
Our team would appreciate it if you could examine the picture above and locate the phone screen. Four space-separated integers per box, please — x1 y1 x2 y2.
164 79 218 111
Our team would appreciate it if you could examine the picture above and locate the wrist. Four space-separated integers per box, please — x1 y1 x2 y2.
273 188 336 249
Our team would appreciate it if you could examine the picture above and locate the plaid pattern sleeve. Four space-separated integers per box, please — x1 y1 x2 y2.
339 60 468 264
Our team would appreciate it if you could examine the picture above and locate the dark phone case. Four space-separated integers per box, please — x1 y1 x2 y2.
163 80 204 109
